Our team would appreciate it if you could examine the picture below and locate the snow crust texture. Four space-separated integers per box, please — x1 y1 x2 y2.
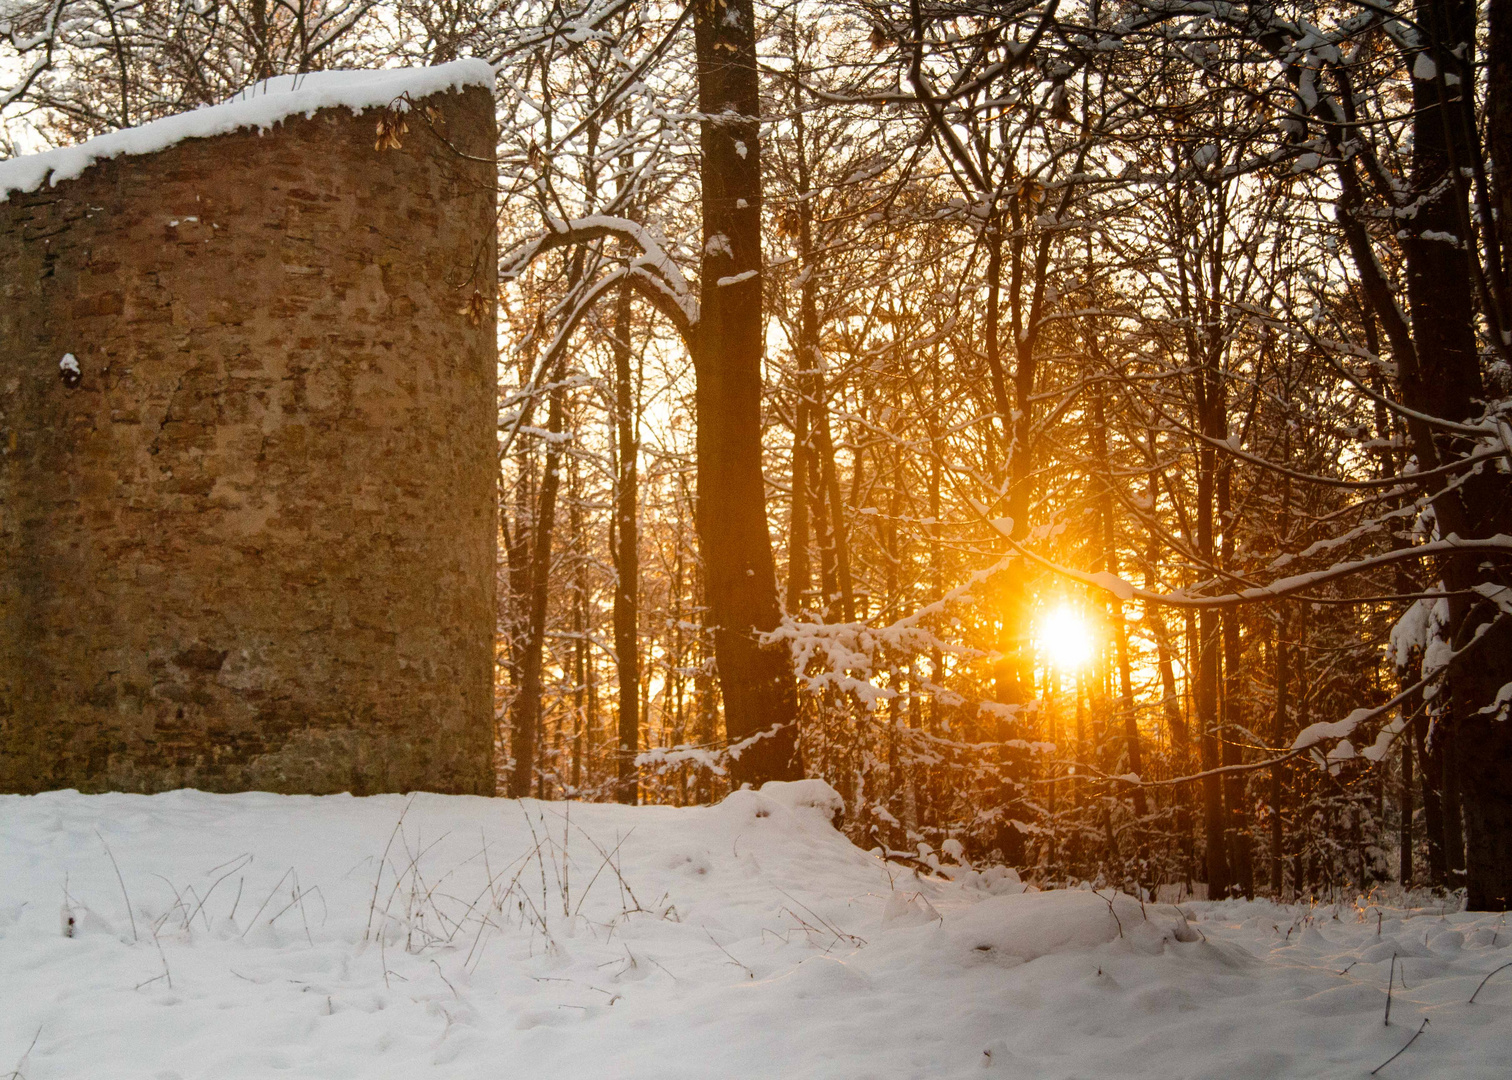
1 787 1508 1078
0 59 494 201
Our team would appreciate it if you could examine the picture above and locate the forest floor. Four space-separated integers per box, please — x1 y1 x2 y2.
1 785 1507 1079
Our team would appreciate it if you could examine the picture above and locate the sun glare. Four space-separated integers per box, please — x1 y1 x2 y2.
1037 605 1094 671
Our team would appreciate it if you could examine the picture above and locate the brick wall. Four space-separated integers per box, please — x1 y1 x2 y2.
0 86 497 795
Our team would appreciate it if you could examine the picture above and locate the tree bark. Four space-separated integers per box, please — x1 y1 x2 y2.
1399 705 1414 889
785 64 819 619
786 373 812 616
1270 614 1289 897
510 372 567 798
1453 619 1512 908
1441 723 1466 887
1089 384 1144 818
1221 604 1253 897
611 282 641 804
691 0 801 786
1400 0 1512 907
1416 712 1448 888
1194 370 1229 892
570 454 587 796
1492 0 1512 290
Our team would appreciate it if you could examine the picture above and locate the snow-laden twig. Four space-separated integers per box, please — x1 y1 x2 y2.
766 558 1008 708
499 214 698 333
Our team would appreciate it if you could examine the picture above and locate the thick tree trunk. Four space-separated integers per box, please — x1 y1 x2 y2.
611 283 641 804
1454 620 1512 908
1321 0 1512 904
1487 0 1512 290
691 0 801 786
1401 0 1512 908
1492 0 1512 293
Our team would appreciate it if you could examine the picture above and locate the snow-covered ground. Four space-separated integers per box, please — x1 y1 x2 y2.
1 785 1506 1079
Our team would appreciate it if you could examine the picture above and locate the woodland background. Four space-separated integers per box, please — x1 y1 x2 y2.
5 0 1512 909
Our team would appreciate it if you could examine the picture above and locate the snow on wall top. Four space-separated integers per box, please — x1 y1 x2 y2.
0 58 495 202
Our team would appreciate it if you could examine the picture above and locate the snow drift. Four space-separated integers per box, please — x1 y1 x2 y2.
1 785 1508 1078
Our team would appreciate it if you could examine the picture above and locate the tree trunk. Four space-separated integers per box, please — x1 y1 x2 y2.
1197 606 1228 893
1415 712 1448 887
1492 0 1512 292
691 0 801 786
1399 707 1414 889
810 386 855 622
1221 605 1253 897
1404 0 1512 908
1453 620 1512 908
1144 479 1193 881
499 456 531 791
785 69 819 619
786 372 812 616
1271 615 1289 897
611 282 641 804
571 455 587 796
1441 723 1466 888
1195 441 1229 892
510 374 567 798
1217 427 1253 898
1089 384 1145 819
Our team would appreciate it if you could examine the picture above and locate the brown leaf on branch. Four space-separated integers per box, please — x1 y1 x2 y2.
458 290 488 326
374 108 408 151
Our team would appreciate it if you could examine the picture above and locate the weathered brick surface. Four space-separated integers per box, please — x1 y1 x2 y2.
0 87 497 795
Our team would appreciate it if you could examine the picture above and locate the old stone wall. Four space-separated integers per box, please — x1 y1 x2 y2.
0 86 497 794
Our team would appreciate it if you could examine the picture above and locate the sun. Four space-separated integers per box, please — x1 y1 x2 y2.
1036 604 1095 671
